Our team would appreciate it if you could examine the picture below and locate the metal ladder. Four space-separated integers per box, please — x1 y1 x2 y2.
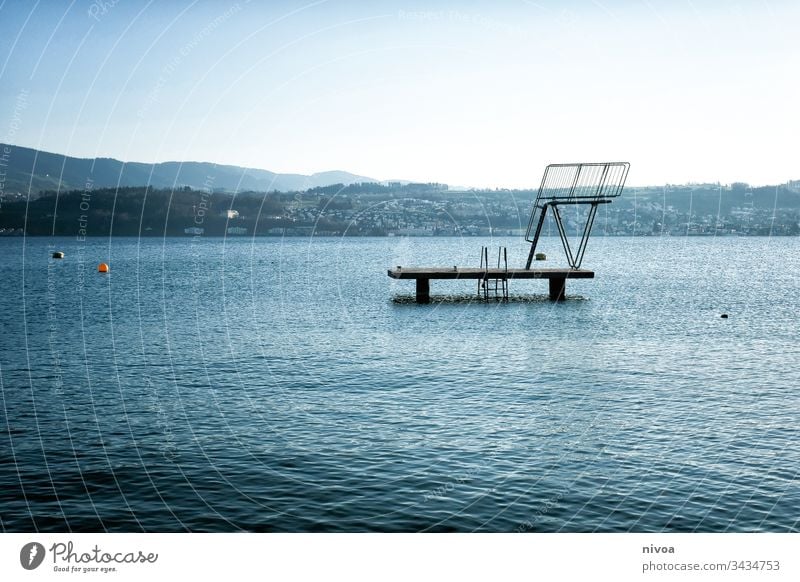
479 246 508 300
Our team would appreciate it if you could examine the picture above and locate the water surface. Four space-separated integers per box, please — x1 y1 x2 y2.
0 235 798 532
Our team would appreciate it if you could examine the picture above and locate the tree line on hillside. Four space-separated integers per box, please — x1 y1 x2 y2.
0 187 291 236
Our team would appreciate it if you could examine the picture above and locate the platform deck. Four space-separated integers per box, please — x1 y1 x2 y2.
387 267 594 302
388 267 593 280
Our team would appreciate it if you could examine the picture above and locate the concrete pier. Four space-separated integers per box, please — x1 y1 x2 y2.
388 267 593 303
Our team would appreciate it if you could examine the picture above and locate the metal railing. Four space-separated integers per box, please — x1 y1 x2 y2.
525 162 629 269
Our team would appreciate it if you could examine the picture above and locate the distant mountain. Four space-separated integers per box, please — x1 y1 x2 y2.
0 143 377 194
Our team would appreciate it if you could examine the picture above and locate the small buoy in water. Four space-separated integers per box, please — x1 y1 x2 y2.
52 251 64 259
98 262 109 273
720 313 728 319
535 252 546 261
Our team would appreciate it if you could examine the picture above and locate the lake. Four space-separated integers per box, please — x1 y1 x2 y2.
0 235 798 531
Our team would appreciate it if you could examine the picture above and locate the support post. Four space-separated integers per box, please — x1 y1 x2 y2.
416 278 430 303
549 276 566 301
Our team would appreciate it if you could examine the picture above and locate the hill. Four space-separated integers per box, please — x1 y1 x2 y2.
0 143 377 195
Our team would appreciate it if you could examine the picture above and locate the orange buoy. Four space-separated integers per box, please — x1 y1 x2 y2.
98 262 109 273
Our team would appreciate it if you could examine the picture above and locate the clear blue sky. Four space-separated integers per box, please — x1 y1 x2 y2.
1 0 797 187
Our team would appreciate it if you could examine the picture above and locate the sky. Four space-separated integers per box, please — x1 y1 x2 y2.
0 0 798 188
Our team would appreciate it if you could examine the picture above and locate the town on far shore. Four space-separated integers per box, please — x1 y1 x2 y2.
1 179 799 238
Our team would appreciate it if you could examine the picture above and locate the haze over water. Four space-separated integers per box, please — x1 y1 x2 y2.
0 235 798 532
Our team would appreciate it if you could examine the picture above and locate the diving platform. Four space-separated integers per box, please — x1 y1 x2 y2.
388 267 594 303
387 162 629 304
